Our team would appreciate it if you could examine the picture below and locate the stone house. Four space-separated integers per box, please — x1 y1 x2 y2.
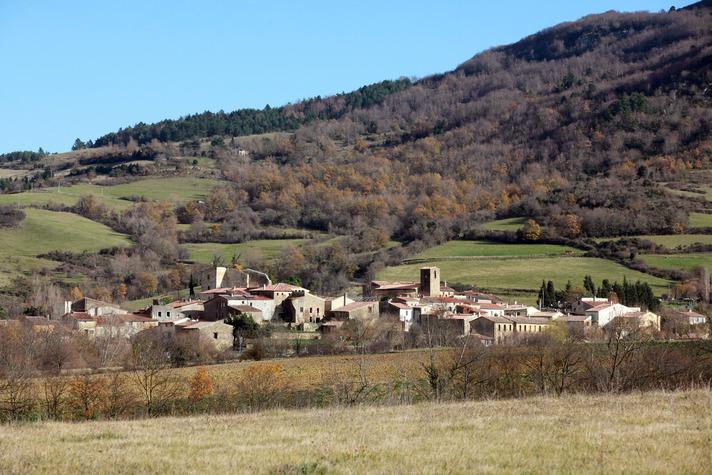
557 314 593 335
202 294 276 322
506 316 551 335
95 313 158 338
584 303 641 327
471 315 514 345
387 301 419 331
249 283 306 308
325 294 355 312
607 310 661 332
284 292 328 324
329 301 380 320
151 300 204 321
197 266 271 292
571 297 610 315
367 281 419 298
68 298 127 317
175 320 234 352
62 312 98 337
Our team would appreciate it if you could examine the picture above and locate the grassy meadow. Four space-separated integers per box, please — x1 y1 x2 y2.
481 216 527 232
642 253 712 272
184 239 310 264
689 212 712 228
1 390 710 474
413 240 582 259
597 234 712 248
0 209 131 285
0 177 219 210
379 256 670 303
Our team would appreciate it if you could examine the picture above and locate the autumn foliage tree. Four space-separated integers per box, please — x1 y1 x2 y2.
188 367 214 403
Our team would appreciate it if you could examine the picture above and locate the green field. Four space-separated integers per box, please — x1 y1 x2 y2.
689 212 712 228
414 240 582 259
0 209 131 285
0 177 220 210
597 234 712 249
185 239 309 264
379 256 670 300
481 217 527 232
643 253 712 272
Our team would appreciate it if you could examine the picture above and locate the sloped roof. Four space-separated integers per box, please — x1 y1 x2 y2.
333 301 377 312
63 312 95 322
251 283 303 292
506 316 551 325
178 320 228 330
558 315 591 322
229 304 262 313
476 315 511 324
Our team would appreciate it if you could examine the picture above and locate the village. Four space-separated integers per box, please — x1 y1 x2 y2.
1 264 708 362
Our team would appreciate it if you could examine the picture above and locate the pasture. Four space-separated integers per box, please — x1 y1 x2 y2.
184 239 309 264
413 240 582 259
597 234 712 249
0 208 131 285
379 256 670 299
689 212 712 228
642 253 712 272
0 177 220 210
1 390 709 474
481 217 527 232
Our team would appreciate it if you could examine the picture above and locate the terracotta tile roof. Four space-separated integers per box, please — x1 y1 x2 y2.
558 315 591 322
166 299 203 309
178 320 225 330
63 312 95 322
333 301 377 312
201 287 248 295
477 315 512 324
371 281 418 290
506 316 551 325
251 283 303 292
229 304 262 313
586 303 613 312
477 303 507 310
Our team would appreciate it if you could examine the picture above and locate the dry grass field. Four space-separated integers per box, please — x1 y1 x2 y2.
0 389 710 474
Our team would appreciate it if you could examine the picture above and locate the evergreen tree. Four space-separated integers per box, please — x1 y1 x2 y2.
546 280 557 308
583 275 596 297
189 274 196 299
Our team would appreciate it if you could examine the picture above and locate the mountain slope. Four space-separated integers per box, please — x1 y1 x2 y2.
6 5 712 242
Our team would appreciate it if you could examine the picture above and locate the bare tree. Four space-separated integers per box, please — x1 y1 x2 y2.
128 331 181 415
0 327 37 420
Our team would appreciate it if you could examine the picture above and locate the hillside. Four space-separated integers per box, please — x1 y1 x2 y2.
0 3 711 309
3 4 710 239
1 390 710 474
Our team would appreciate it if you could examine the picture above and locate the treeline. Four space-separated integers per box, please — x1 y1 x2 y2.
91 78 413 146
2 319 712 422
537 275 659 311
0 149 48 164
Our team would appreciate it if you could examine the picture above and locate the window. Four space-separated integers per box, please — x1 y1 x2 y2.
158 311 161 317
213 332 218 339
167 311 171 317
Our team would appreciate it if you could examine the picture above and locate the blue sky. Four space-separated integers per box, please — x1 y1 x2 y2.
0 1 694 153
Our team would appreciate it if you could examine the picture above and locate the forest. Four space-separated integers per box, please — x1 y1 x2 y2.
0 4 711 309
